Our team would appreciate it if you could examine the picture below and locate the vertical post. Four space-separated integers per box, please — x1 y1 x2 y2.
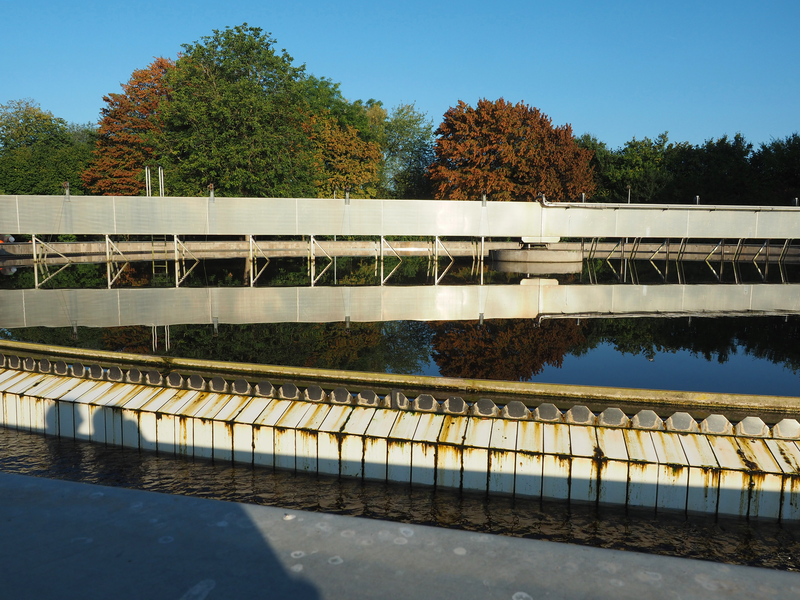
626 185 631 204
380 236 384 285
480 236 485 285
106 234 112 289
310 235 315 286
145 166 151 197
208 183 215 202
695 195 700 205
434 236 439 285
581 193 586 203
345 188 350 206
249 235 254 288
32 234 39 289
62 181 70 202
158 166 165 197
174 235 180 288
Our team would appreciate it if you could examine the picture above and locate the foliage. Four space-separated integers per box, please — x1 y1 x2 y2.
0 99 95 195
157 24 316 197
430 318 587 380
662 134 755 204
308 113 382 198
428 98 595 202
382 103 435 198
604 132 673 203
751 133 800 205
81 57 174 196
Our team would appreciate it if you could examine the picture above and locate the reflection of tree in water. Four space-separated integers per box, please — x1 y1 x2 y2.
99 321 434 375
430 319 586 380
582 316 800 373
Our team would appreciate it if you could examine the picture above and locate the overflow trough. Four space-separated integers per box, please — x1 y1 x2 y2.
2 344 800 522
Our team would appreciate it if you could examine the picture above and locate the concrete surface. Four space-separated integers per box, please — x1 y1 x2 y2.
0 471 798 599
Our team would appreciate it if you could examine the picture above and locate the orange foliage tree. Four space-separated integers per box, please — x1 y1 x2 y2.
428 98 595 201
81 57 174 195
309 113 382 198
430 318 586 380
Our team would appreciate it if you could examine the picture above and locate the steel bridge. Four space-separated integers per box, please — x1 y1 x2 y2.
2 194 799 288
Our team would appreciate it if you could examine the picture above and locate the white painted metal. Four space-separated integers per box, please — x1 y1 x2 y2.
5 283 799 332
411 413 445 485
339 407 375 478
387 412 421 484
568 425 598 503
363 409 398 481
436 415 469 490
542 423 571 500
4 195 799 240
624 429 659 508
462 417 494 492
596 427 628 506
515 421 544 498
679 433 720 514
650 431 690 512
488 419 517 495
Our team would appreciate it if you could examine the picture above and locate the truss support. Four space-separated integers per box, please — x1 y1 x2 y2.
105 235 130 289
31 234 73 289
173 235 199 287
248 235 271 287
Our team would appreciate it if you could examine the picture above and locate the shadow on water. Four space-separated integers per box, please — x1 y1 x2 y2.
0 404 320 599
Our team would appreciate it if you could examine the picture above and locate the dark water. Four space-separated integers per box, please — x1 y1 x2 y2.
2 426 799 571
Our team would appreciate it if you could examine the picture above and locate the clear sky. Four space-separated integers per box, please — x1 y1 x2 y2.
2 0 797 149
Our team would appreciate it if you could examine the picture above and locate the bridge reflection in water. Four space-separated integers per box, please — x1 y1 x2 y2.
2 280 799 328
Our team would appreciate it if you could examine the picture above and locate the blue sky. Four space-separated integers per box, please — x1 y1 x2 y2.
2 0 798 149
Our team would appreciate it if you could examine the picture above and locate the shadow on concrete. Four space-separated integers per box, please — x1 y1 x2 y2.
29 401 320 599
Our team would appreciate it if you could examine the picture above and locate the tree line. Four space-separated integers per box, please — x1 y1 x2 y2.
1 23 797 204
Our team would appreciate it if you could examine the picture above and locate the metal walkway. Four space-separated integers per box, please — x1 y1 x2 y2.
2 194 799 239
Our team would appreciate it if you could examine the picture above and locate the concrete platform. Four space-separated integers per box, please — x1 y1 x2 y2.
0 472 797 599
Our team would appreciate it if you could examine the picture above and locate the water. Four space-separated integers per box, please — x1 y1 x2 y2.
2 425 799 571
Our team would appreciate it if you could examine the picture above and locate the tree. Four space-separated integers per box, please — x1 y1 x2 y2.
382 103 435 198
430 319 586 380
0 99 95 195
428 98 595 202
81 57 174 196
662 134 755 205
308 113 382 198
157 24 316 197
604 132 673 203
752 133 800 205
575 133 615 201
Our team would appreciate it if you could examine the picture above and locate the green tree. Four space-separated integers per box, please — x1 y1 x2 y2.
575 133 615 201
663 134 755 204
0 99 95 195
382 103 435 198
604 132 673 203
157 24 316 197
752 133 800 205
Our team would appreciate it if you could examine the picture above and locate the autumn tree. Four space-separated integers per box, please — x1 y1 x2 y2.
428 98 595 202
81 57 174 195
0 99 95 195
430 318 586 380
309 114 382 198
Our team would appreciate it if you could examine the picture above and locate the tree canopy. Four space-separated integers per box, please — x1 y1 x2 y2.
428 98 595 202
81 57 174 196
0 99 94 195
157 24 316 197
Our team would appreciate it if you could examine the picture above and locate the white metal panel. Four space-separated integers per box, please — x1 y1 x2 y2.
596 428 628 506
436 416 469 490
363 409 398 481
624 430 659 508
